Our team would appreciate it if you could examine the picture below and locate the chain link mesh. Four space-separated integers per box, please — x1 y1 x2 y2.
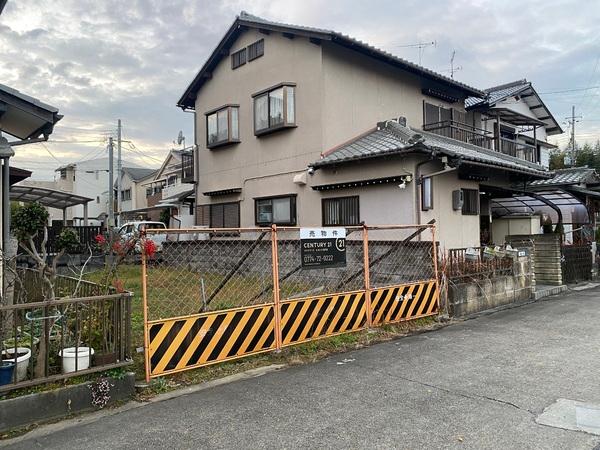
145 229 274 321
367 226 436 288
276 227 365 300
144 225 438 320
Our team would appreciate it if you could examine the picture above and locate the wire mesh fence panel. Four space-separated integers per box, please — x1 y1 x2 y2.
144 228 275 320
276 227 365 300
367 226 437 288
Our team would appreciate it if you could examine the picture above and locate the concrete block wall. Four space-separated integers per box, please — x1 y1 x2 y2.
161 239 435 293
448 255 534 317
506 234 562 286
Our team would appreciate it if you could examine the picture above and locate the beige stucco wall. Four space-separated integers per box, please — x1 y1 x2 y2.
421 170 480 250
194 28 325 206
320 43 464 149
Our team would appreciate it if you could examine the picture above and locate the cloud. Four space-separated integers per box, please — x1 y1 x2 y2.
1 0 599 179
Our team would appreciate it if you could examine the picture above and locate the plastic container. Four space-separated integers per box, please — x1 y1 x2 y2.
1 347 31 382
0 362 15 386
58 347 94 373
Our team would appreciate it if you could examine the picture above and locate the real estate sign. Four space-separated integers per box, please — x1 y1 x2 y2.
300 227 346 269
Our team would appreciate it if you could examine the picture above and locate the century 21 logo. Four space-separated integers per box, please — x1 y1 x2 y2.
335 238 345 252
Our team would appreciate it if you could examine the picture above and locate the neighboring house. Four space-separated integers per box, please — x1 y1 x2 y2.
116 167 157 221
465 79 563 169
177 12 558 249
137 150 195 227
27 157 142 226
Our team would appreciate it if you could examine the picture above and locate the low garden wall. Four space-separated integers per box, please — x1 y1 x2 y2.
448 256 534 317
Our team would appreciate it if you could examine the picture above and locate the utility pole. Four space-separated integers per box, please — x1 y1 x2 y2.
108 136 114 231
116 119 122 226
565 106 582 167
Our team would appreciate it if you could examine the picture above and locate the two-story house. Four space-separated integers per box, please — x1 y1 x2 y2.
177 12 556 249
116 167 157 221
138 149 195 227
465 79 562 169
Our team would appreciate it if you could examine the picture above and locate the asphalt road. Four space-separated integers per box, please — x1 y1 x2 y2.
5 287 600 449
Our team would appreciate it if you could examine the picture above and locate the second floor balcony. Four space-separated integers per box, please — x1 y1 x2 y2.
422 120 539 164
422 120 494 149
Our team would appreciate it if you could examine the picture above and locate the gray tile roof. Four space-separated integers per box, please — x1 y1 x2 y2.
312 121 550 178
123 167 157 181
529 167 600 186
178 12 484 108
465 79 529 108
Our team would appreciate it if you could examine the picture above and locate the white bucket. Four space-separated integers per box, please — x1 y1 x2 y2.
59 347 94 373
1 347 31 382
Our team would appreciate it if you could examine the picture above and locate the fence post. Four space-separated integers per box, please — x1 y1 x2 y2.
271 225 282 351
362 224 372 328
141 233 151 383
431 225 441 311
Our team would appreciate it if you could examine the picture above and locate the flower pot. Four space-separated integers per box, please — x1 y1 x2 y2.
58 347 94 373
0 362 15 386
1 347 31 382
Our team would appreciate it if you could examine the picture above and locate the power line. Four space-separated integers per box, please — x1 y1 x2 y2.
40 143 64 164
539 86 600 95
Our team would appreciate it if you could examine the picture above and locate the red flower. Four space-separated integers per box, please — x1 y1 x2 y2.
94 234 107 245
112 241 123 253
143 239 157 258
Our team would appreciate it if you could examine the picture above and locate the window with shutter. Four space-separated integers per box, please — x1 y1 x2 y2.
322 196 360 226
198 202 240 228
231 48 246 69
247 39 264 61
461 189 479 215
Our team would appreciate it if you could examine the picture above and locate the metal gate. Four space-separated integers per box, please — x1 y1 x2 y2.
142 224 439 380
562 243 592 283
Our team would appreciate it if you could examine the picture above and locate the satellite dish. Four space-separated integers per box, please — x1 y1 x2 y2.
177 131 185 146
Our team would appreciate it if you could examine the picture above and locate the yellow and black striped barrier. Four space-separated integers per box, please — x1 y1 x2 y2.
146 281 438 377
370 280 438 325
147 304 275 377
280 291 367 346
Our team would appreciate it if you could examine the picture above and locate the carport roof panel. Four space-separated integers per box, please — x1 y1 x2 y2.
10 185 92 209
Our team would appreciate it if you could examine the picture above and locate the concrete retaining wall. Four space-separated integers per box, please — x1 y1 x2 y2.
448 256 534 317
0 372 135 433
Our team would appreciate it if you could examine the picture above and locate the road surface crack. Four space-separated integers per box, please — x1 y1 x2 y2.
359 362 535 415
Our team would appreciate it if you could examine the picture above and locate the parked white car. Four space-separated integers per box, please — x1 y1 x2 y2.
117 221 167 252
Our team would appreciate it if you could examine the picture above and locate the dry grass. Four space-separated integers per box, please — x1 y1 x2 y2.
84 263 442 398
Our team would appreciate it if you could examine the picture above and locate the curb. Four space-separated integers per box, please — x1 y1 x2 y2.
0 372 135 435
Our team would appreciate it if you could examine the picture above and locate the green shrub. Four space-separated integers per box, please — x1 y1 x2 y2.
11 202 49 241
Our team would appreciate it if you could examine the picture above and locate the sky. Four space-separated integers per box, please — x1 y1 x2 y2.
1 0 599 180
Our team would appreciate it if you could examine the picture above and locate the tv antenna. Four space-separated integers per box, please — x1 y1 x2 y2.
390 40 436 65
174 130 185 149
450 50 462 79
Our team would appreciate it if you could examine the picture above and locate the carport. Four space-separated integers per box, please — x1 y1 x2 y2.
10 184 92 225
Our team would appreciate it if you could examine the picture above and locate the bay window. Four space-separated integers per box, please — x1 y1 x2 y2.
205 105 240 148
252 83 296 135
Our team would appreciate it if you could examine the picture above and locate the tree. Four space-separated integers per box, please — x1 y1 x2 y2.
11 202 80 377
549 149 565 170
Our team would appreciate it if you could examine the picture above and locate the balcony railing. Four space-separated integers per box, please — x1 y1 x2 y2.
423 120 494 149
423 120 540 165
498 137 537 163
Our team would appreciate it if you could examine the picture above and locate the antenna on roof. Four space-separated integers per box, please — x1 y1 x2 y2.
390 40 436 65
450 50 462 79
173 131 185 149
